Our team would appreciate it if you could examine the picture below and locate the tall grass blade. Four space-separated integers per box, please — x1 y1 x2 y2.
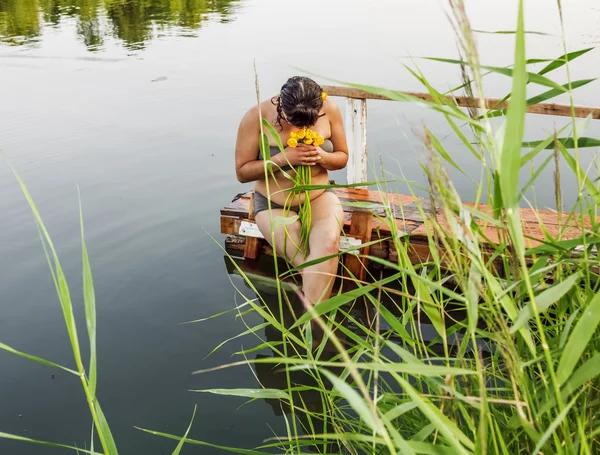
524 137 600 149
0 432 102 454
80 194 97 397
0 342 78 375
510 271 583 333
424 57 568 92
320 369 386 437
171 405 197 455
537 47 595 75
532 392 581 455
93 401 119 454
136 427 271 455
191 388 289 399
556 290 600 385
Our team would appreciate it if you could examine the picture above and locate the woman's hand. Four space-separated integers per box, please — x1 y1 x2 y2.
277 143 322 167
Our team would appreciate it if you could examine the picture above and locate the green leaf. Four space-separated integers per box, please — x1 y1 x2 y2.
136 427 271 455
519 153 553 200
291 272 403 328
556 139 600 203
424 57 567 92
523 137 600 150
526 234 600 255
261 119 285 154
0 342 78 375
191 388 289 400
499 0 527 257
488 79 596 119
557 290 600 385
560 353 600 400
94 401 119 455
281 237 387 277
510 271 582 333
533 391 581 455
282 180 392 193
526 79 596 106
270 215 299 230
520 126 568 167
320 370 386 437
340 201 382 209
538 47 595 75
180 302 252 325
473 29 552 36
259 133 270 161
0 432 103 454
425 127 466 175
79 194 97 398
171 405 197 455
395 375 473 454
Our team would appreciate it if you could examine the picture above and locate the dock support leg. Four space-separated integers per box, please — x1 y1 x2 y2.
243 192 262 261
343 211 374 290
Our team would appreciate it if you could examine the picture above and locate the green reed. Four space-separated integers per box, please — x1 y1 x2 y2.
2 0 600 453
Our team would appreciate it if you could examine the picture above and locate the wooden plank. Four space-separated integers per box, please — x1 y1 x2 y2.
243 192 262 260
345 97 368 184
225 234 390 261
343 212 374 287
322 85 600 120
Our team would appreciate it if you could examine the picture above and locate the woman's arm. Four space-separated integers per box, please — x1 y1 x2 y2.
235 106 321 183
317 101 349 171
235 107 276 183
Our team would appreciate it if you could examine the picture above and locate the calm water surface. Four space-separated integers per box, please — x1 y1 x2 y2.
1 0 599 453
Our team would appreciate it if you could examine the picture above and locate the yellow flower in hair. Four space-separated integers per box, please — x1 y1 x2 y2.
304 138 314 145
287 138 298 148
289 131 297 139
296 129 306 139
322 92 327 100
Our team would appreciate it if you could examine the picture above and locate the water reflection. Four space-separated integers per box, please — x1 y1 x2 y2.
0 0 239 50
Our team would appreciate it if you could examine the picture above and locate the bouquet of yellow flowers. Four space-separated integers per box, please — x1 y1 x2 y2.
285 128 325 253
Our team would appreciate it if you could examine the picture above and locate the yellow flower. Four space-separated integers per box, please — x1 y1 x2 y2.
305 130 315 139
296 129 306 139
314 136 324 146
322 91 327 101
304 138 314 145
287 137 298 148
289 131 297 139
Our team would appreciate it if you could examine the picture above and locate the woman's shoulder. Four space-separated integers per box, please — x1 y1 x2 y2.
240 100 276 123
323 98 342 120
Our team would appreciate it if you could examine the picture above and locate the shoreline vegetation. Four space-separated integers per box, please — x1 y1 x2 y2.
2 0 600 453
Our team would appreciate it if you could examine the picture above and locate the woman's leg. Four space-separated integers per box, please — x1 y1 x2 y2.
255 209 305 268
302 191 344 306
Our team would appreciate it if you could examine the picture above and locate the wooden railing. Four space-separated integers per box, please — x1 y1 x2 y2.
322 84 600 185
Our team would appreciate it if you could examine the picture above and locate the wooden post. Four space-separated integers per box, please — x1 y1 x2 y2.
343 211 374 290
345 97 368 185
243 192 262 261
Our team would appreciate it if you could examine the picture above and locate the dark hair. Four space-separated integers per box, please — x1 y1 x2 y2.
272 76 325 129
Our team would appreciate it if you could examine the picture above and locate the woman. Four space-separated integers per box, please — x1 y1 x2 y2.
235 76 348 306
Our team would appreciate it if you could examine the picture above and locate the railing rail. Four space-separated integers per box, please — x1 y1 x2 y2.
323 84 600 185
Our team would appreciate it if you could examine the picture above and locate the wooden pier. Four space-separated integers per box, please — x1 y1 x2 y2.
221 86 599 281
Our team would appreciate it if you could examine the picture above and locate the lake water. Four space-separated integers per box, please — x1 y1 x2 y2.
1 0 599 453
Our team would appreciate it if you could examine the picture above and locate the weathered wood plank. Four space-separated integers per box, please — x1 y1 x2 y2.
322 85 600 120
345 98 368 184
343 212 374 286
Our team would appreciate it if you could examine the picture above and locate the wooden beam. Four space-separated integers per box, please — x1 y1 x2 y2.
323 85 600 120
345 97 368 184
343 212 374 289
